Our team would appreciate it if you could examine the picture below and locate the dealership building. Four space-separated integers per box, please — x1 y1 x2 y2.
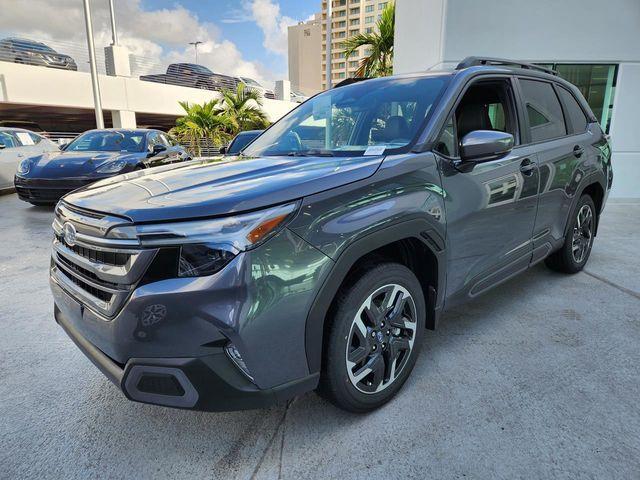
394 0 640 198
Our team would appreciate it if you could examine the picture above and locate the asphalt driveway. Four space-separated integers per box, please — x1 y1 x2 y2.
1 193 638 479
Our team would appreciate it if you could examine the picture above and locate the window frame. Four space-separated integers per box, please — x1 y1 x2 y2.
431 74 522 162
555 84 589 135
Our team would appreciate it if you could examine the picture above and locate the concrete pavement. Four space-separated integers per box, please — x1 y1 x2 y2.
0 194 638 479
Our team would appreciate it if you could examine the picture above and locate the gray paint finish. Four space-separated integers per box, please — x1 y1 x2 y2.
1 194 639 478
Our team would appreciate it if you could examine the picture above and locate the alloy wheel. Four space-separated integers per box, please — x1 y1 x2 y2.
572 204 593 263
345 284 417 394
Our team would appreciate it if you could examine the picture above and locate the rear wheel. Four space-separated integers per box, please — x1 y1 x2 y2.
545 194 596 273
318 263 426 412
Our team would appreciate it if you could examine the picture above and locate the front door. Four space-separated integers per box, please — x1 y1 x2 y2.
434 77 540 304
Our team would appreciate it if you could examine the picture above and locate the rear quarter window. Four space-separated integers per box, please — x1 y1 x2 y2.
557 86 588 133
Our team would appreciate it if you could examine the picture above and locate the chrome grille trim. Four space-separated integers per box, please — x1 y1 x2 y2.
53 238 156 285
51 202 156 319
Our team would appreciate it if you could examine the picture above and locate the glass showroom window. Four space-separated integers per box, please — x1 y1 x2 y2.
538 64 618 133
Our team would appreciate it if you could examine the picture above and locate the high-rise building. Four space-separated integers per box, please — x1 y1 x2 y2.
321 0 390 89
288 14 322 96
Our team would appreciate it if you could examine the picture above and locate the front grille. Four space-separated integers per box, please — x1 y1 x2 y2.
69 243 130 266
50 202 157 318
56 264 113 302
16 186 72 202
56 253 121 290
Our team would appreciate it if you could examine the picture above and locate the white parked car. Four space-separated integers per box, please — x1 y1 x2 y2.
0 127 59 191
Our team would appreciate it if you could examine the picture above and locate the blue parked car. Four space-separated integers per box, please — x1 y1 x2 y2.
14 128 190 205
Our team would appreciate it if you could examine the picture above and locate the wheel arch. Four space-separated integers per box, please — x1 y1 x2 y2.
304 218 445 374
567 173 606 237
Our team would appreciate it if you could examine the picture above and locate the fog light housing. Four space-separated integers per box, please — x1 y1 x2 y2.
225 343 254 381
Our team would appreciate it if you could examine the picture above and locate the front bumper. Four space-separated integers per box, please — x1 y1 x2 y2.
14 176 97 204
55 305 318 411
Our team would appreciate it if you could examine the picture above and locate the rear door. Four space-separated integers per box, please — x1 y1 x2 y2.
434 76 540 304
515 77 591 262
0 131 24 189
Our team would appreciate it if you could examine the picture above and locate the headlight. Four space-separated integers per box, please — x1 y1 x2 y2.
96 159 128 173
110 202 299 277
17 159 31 175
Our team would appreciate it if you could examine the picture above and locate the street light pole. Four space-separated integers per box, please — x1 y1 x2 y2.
189 41 203 64
82 0 104 129
108 0 118 45
325 0 332 89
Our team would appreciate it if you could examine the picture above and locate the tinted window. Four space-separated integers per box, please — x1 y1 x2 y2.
0 131 18 148
227 132 260 154
557 86 588 133
434 116 455 157
519 79 566 142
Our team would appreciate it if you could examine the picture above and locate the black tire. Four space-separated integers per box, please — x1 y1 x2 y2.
318 263 426 412
545 194 596 274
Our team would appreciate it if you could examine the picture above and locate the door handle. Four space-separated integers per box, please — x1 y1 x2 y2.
519 158 535 176
573 145 584 158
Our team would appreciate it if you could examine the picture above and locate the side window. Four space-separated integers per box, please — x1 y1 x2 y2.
147 132 160 149
159 133 171 146
0 131 18 148
519 79 567 142
434 116 456 157
456 80 517 142
28 132 43 145
557 86 588 133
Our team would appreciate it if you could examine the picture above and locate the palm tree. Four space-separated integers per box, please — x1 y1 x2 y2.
169 100 233 156
220 83 270 132
343 2 395 78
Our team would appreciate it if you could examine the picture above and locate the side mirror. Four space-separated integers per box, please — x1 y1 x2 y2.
460 130 514 162
219 145 227 155
149 144 167 156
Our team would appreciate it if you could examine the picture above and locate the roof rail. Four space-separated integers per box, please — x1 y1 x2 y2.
333 77 371 88
455 57 558 76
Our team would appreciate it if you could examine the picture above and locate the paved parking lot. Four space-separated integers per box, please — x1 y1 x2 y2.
1 193 639 479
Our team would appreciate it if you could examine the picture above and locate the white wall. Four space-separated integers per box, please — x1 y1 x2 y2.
0 62 297 123
394 0 640 197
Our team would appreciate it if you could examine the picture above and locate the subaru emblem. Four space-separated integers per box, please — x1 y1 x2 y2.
63 222 77 247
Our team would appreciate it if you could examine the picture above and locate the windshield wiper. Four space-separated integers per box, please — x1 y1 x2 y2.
286 150 334 157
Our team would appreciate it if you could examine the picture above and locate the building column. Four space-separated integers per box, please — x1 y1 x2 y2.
111 110 137 128
104 45 131 77
275 80 291 101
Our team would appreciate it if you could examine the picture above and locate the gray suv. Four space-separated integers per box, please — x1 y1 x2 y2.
50 58 612 412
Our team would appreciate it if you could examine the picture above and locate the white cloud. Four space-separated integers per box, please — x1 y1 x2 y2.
0 0 285 87
248 0 297 57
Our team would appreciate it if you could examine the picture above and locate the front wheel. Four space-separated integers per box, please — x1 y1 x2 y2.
545 194 596 273
318 263 426 412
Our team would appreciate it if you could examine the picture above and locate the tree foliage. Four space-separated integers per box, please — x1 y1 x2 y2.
170 84 270 156
343 2 395 78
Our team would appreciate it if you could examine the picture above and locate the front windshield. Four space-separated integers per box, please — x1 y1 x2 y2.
191 65 213 75
243 75 449 157
65 131 146 153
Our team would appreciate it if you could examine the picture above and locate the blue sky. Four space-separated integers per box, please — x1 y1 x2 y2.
140 0 318 79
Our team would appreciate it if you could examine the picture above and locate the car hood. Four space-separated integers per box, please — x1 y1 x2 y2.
63 154 384 223
26 151 142 177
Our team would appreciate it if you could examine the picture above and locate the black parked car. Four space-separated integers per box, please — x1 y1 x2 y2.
140 63 238 91
15 129 190 205
49 58 612 412
220 130 263 155
0 38 77 71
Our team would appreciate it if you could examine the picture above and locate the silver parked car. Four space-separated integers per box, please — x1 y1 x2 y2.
0 128 59 191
